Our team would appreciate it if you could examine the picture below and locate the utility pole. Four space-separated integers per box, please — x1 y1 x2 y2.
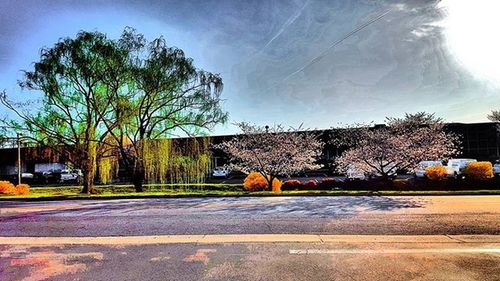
17 133 21 185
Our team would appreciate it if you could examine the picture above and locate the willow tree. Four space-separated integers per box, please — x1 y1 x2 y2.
102 30 227 192
141 138 212 184
0 31 127 193
1 28 226 192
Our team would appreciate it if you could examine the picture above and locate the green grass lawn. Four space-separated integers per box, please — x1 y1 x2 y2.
1 183 500 201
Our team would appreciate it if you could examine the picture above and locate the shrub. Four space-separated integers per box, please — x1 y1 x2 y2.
393 179 412 190
243 172 267 191
15 184 30 195
243 172 282 192
0 181 17 195
303 179 318 188
463 162 493 180
282 179 302 190
425 166 448 181
319 178 336 189
272 180 282 193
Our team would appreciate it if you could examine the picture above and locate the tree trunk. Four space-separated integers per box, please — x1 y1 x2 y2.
81 144 97 194
377 172 393 190
133 158 145 192
266 177 273 192
81 170 94 194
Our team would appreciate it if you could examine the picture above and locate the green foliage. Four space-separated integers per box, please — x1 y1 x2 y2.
169 154 211 184
1 27 227 192
101 28 227 191
143 139 171 183
141 138 211 184
98 157 119 184
0 30 130 193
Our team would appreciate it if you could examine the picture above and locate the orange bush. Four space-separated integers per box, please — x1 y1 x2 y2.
272 180 282 193
15 184 30 195
463 162 493 180
0 181 17 195
425 166 448 181
243 172 282 192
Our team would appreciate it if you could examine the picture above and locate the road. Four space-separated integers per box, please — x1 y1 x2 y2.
0 196 499 280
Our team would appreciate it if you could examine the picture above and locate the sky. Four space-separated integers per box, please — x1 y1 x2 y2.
1 0 500 135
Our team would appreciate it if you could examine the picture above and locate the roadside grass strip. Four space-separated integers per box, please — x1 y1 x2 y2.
2 187 500 201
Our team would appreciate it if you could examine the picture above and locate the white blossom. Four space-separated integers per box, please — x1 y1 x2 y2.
215 123 323 185
333 112 461 178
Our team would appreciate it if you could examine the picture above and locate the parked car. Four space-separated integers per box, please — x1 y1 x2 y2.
446 158 477 177
34 163 66 174
36 170 61 184
493 160 500 176
22 172 34 179
212 166 230 178
10 172 35 183
60 169 83 183
346 165 366 180
415 161 443 178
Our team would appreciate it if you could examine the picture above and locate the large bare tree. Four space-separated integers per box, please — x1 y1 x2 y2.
216 123 323 189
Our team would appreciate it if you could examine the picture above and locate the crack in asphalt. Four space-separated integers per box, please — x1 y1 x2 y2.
445 234 466 243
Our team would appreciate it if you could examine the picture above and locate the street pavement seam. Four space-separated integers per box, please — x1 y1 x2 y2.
288 248 500 254
1 234 500 245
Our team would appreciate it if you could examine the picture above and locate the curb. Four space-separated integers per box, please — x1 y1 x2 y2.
1 190 500 202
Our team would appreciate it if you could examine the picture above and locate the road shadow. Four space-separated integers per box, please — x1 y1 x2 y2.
0 196 426 220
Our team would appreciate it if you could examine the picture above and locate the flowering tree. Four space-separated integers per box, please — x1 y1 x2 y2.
216 123 323 189
333 112 460 179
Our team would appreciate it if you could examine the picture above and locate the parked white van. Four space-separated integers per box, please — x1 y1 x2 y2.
60 169 83 183
493 160 500 176
212 166 230 178
446 159 477 177
415 161 443 178
346 165 366 180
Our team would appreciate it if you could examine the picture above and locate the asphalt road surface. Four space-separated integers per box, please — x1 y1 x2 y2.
1 196 499 280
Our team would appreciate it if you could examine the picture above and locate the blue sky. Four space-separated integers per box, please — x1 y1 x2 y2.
1 0 500 135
